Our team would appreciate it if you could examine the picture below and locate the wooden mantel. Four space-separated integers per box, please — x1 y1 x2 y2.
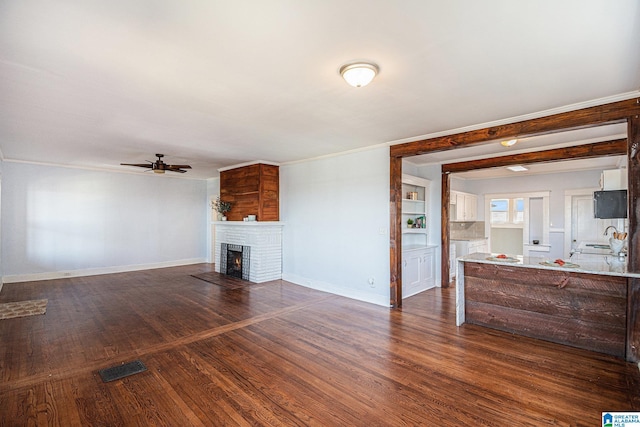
389 98 640 323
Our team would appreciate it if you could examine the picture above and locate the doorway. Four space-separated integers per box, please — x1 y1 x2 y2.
564 188 619 256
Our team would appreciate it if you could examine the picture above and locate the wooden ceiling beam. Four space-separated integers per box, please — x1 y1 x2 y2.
390 98 640 158
441 138 627 174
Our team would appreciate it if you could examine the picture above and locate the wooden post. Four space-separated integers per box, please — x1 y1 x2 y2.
628 114 640 272
626 112 640 362
441 172 451 288
390 156 403 307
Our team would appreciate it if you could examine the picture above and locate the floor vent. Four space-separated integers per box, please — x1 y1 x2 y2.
99 360 147 383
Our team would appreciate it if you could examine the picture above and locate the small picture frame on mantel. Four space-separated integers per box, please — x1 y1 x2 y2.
415 215 425 229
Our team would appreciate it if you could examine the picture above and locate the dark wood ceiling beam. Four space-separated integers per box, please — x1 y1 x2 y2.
390 98 640 158
442 138 627 174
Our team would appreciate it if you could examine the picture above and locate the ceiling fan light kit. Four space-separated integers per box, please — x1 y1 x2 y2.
121 154 192 174
340 62 379 87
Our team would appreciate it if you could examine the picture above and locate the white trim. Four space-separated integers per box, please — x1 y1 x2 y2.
282 273 390 307
2 258 207 284
281 143 390 166
485 191 551 251
217 160 280 172
2 158 207 181
388 91 640 147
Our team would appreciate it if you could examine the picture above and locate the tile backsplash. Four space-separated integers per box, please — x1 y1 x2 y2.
450 221 485 240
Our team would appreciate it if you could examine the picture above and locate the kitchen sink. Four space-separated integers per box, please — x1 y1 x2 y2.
585 244 610 249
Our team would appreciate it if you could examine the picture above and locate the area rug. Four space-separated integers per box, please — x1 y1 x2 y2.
191 272 251 290
0 299 48 320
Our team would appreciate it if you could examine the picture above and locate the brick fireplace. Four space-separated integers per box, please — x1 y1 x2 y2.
214 222 283 283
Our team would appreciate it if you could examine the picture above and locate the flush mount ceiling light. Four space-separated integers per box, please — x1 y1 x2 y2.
340 62 379 87
501 139 518 147
507 165 528 172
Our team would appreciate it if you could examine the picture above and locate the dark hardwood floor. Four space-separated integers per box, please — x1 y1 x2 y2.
1 264 638 426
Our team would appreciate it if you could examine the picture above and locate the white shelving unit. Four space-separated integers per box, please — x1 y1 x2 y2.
401 174 435 297
401 174 430 249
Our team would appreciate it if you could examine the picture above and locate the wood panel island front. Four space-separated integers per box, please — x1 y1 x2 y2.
456 253 640 361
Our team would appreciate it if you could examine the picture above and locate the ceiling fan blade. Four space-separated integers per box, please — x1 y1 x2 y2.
168 168 188 173
166 164 191 169
121 163 153 168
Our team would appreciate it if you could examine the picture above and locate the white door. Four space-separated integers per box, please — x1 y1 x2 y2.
571 194 614 246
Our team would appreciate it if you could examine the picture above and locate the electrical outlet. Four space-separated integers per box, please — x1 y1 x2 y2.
368 277 375 287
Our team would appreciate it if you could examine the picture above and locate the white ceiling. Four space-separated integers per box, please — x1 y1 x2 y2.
1 1 639 179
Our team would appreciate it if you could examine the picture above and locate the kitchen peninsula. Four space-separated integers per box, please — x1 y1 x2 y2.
456 253 640 361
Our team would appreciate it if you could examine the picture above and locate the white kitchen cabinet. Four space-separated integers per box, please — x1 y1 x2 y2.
453 238 489 258
449 243 456 281
450 191 478 221
601 169 627 190
402 246 436 298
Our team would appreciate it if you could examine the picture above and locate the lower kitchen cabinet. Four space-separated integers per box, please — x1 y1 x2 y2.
453 238 489 258
402 246 436 298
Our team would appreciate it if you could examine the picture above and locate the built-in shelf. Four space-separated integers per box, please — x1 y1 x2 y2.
402 174 430 248
403 229 428 234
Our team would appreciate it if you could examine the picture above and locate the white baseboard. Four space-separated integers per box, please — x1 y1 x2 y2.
2 258 207 284
282 273 391 307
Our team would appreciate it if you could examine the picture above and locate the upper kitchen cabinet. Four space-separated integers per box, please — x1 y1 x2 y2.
402 174 430 249
450 191 478 221
601 169 628 190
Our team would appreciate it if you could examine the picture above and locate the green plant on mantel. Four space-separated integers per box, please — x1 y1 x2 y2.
407 218 414 228
212 196 232 215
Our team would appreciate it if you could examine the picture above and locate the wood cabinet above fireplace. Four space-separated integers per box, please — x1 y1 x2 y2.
220 163 279 221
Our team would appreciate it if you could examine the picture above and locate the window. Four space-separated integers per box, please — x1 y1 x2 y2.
490 199 509 223
490 197 524 225
513 198 524 223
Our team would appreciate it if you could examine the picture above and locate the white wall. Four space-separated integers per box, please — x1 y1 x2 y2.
281 147 391 306
1 162 208 282
206 177 220 263
0 159 3 289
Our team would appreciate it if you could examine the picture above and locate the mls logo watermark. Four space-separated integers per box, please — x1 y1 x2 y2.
603 412 640 427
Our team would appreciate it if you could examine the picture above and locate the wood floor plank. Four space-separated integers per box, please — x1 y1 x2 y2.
1 264 639 426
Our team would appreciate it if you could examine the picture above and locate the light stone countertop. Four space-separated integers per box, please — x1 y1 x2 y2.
457 252 640 279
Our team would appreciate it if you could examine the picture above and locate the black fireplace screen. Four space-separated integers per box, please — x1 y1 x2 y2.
220 243 250 280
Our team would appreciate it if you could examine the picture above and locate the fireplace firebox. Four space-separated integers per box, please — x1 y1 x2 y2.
220 243 250 280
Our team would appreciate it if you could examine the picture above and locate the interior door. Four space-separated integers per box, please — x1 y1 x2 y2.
571 194 614 246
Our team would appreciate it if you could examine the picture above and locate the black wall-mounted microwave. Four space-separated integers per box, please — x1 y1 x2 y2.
593 190 628 219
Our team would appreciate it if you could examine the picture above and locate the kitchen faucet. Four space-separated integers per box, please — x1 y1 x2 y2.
604 225 619 236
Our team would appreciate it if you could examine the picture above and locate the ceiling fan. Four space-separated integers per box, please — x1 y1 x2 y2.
121 154 192 174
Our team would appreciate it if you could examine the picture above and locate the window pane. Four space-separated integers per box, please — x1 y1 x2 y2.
491 199 508 211
513 198 524 223
492 212 508 222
